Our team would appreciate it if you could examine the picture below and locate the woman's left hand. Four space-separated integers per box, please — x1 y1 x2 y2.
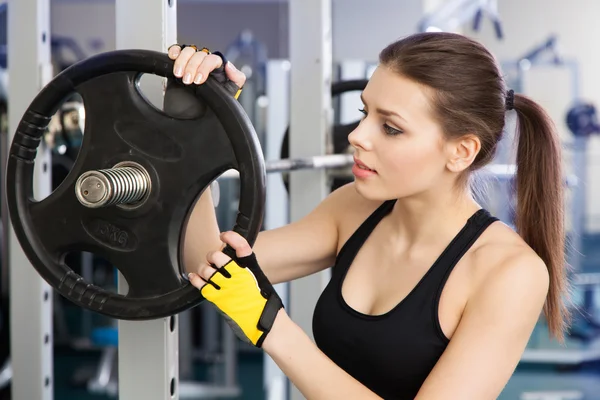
188 231 284 348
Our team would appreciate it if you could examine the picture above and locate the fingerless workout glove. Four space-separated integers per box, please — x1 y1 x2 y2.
200 253 283 347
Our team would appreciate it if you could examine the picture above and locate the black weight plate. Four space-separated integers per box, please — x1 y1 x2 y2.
6 50 265 320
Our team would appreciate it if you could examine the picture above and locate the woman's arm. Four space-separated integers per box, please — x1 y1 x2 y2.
182 183 342 284
173 45 344 285
191 232 383 400
414 251 549 399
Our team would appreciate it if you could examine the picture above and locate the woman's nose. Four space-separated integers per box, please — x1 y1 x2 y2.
348 120 372 151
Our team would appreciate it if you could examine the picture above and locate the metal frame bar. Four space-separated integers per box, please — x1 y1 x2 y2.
115 2 240 398
263 60 291 400
220 154 352 179
7 0 54 398
288 1 332 400
338 61 367 126
115 1 179 399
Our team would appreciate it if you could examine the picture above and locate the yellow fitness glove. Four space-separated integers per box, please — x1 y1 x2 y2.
199 251 283 348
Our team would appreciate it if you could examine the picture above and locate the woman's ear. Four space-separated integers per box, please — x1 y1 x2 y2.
445 134 481 172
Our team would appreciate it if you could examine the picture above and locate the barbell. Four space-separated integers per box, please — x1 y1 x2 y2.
217 154 531 183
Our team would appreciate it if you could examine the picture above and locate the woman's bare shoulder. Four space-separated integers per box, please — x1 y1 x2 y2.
326 183 386 250
469 220 549 295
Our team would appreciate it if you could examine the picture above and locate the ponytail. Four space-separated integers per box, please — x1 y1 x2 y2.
513 93 571 342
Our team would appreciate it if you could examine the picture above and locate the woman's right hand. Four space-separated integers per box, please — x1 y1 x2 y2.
168 45 246 88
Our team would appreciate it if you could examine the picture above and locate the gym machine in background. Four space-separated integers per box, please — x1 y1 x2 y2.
501 35 600 366
418 0 504 39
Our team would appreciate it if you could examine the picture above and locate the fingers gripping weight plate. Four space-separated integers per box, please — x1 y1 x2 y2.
6 50 266 320
280 79 368 193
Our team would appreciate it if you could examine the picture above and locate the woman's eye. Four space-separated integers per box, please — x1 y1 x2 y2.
358 108 403 135
384 124 403 136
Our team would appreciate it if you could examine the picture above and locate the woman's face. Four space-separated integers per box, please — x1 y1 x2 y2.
348 65 458 201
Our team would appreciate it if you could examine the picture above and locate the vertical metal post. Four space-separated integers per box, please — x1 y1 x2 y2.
115 1 179 399
178 310 193 380
338 61 367 125
221 322 237 388
571 137 586 269
263 60 291 400
288 0 332 399
7 0 54 399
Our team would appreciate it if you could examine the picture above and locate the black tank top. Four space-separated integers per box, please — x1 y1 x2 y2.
312 200 498 400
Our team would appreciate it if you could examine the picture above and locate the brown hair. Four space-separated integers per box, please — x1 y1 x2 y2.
379 32 570 341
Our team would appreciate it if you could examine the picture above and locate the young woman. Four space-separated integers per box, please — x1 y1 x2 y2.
172 32 570 399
